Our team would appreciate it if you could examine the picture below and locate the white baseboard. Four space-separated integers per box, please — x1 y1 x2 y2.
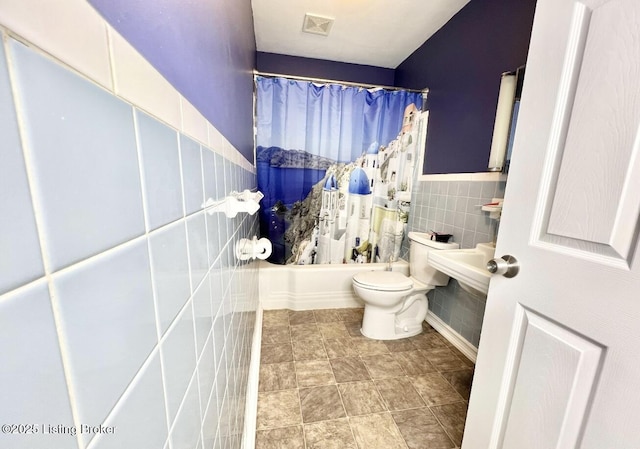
241 306 263 449
425 311 478 363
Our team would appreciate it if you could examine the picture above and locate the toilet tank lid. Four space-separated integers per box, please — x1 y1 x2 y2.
353 271 413 290
408 232 460 249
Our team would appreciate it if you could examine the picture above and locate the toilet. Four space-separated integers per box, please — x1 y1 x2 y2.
352 232 459 340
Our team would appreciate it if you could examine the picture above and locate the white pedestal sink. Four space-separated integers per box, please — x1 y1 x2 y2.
427 243 495 297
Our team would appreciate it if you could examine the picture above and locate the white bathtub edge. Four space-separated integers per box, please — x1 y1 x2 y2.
425 311 478 362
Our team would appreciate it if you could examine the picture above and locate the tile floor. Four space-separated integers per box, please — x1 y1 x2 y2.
256 308 475 449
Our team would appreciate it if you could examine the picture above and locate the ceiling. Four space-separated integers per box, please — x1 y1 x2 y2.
252 0 470 69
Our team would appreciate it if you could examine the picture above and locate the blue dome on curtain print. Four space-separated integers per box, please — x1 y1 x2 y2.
366 141 379 155
323 174 337 191
348 168 371 195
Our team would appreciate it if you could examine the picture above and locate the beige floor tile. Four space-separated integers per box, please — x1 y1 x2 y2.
295 360 335 387
392 350 437 375
255 426 305 449
261 325 290 345
351 337 389 356
330 357 370 383
383 338 416 352
343 321 362 337
324 338 358 358
292 339 327 361
304 419 357 449
259 362 297 392
375 377 425 410
299 385 346 423
257 389 301 429
392 408 454 449
338 381 386 416
261 343 294 364
424 348 470 372
317 322 350 340
263 309 289 327
291 323 322 341
441 369 474 400
313 309 342 323
288 310 316 325
410 332 448 350
410 373 464 406
430 402 468 447
361 354 405 379
349 412 406 449
338 308 364 322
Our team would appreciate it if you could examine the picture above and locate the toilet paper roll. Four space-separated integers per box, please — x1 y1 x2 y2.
253 237 272 260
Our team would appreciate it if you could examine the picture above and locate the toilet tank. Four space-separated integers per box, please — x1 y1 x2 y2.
408 232 459 286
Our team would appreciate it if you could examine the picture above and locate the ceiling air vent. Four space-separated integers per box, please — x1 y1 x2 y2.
302 13 334 36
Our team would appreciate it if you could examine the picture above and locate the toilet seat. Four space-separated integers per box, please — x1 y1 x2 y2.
352 271 413 292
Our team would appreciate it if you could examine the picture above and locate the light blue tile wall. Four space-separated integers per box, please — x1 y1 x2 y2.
0 37 258 449
405 178 506 347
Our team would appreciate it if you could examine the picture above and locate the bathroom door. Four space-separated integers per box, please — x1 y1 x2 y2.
463 0 640 448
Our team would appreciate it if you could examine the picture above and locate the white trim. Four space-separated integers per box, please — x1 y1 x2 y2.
241 305 262 449
262 291 362 311
418 172 507 182
425 311 478 362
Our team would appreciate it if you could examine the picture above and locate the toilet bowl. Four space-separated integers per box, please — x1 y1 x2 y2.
352 232 458 340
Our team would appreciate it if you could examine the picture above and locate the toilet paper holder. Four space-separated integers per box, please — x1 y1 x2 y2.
235 236 272 261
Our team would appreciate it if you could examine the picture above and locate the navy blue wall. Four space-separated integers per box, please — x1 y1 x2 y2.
257 52 395 87
88 0 256 163
396 0 537 174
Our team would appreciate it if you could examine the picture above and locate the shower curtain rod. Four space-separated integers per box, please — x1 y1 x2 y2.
254 70 428 95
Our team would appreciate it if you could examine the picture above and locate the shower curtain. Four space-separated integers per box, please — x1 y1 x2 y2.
255 75 422 264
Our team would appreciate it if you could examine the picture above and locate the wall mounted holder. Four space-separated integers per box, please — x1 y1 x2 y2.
236 236 272 261
203 190 264 218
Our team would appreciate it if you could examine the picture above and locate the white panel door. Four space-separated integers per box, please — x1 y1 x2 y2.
463 0 640 448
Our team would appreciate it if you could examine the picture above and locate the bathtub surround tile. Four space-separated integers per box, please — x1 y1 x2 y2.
391 408 455 449
293 339 327 361
53 241 156 429
259 362 297 392
303 419 357 449
0 42 43 295
135 110 183 230
338 381 386 416
393 350 437 375
349 413 406 449
201 148 217 209
374 377 425 411
323 339 358 358
192 277 212 356
430 402 468 447
255 426 305 449
361 354 405 379
197 336 216 414
261 343 294 364
410 374 464 406
295 360 335 387
299 385 346 423
180 135 205 215
187 212 209 291
317 322 350 340
441 369 474 400
92 351 167 449
149 221 191 334
261 325 291 346
256 389 302 429
330 357 370 383
0 282 76 449
10 39 145 271
169 373 202 449
288 310 316 325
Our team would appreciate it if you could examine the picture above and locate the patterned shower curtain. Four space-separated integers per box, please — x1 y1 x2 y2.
255 75 422 264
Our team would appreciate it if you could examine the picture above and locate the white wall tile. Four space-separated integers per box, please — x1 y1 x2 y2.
201 149 217 204
0 0 112 88
0 40 43 294
205 213 222 267
197 335 216 419
187 212 209 291
108 28 181 130
161 303 197 422
136 110 184 230
180 97 208 146
169 372 202 449
201 385 220 449
53 240 157 442
0 282 77 449
90 351 168 449
180 135 205 216
192 278 212 357
10 39 145 271
149 221 191 334
207 122 224 154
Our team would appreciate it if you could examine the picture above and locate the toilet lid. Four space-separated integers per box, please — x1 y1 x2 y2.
353 271 413 291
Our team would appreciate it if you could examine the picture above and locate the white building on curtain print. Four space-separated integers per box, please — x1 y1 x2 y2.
317 174 345 264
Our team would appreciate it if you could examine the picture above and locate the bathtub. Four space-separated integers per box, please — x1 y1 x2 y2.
258 259 410 311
